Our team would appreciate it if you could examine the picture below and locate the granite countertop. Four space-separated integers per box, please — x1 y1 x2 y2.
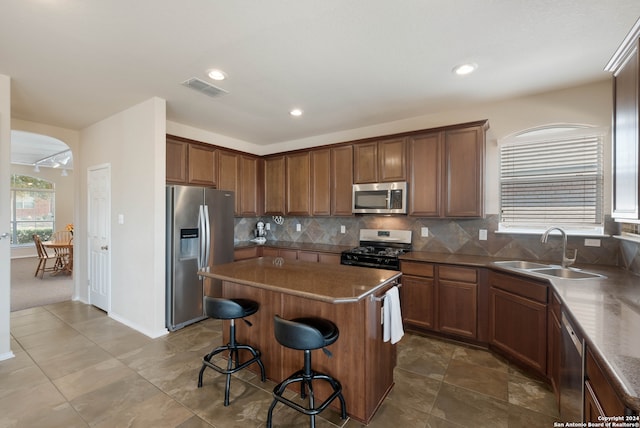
200 256 401 303
401 251 640 412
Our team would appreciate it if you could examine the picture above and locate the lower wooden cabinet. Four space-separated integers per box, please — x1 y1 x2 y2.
584 347 630 420
547 291 562 406
400 261 478 341
489 271 548 376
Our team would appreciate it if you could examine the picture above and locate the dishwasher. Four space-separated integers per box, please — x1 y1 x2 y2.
560 312 585 422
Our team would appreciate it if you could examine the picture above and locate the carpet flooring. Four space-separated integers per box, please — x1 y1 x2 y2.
10 257 73 312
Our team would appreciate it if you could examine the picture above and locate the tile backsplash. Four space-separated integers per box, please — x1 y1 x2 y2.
236 214 626 269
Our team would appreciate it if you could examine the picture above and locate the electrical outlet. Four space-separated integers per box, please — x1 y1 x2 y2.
340 225 346 234
265 223 271 231
479 229 488 240
421 227 429 237
296 224 301 232
584 238 601 247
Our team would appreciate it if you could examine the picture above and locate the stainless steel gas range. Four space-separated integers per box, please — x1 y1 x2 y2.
340 229 412 271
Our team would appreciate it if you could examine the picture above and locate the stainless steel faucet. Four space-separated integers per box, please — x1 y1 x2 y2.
541 227 577 269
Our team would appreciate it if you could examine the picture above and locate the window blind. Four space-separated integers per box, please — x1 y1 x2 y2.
500 135 603 228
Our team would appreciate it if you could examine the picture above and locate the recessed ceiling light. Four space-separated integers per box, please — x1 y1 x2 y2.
290 108 303 117
207 69 227 81
453 63 478 76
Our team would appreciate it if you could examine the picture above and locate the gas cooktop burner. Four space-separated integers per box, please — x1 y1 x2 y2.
340 229 412 271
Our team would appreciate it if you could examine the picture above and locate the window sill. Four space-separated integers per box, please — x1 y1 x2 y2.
613 233 640 244
496 226 608 238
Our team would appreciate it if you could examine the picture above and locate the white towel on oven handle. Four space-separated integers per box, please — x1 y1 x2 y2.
383 286 404 344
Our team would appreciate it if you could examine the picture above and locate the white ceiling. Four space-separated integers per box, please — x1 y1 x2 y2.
2 1 640 160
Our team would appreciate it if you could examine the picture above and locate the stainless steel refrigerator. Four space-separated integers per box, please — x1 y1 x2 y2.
166 185 234 331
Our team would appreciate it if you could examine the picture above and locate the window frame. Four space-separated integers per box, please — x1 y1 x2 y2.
497 125 606 236
10 174 56 246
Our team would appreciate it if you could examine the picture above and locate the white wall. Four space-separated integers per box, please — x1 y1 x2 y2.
0 74 13 360
79 97 167 338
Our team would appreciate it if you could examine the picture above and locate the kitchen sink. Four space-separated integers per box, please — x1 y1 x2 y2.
494 260 606 280
528 267 604 280
494 260 551 270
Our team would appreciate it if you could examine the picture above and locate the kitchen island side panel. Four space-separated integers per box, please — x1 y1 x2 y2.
221 280 396 424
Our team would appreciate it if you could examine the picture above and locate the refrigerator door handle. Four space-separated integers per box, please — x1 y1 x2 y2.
197 205 206 277
203 204 211 272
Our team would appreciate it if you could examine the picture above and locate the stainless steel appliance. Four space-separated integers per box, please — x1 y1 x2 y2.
340 229 412 270
166 185 235 331
352 182 407 214
560 312 584 421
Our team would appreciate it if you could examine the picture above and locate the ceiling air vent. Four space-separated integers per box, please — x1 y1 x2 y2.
181 77 229 98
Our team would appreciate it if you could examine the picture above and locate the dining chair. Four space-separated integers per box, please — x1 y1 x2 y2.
33 234 57 278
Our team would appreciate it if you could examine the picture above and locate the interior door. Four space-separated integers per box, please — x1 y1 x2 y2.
88 164 111 311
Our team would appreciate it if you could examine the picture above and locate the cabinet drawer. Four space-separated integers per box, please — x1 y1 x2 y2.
585 348 626 417
400 261 434 278
439 265 477 283
234 247 260 261
489 271 547 303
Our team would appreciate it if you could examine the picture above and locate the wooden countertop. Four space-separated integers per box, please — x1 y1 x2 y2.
200 257 401 303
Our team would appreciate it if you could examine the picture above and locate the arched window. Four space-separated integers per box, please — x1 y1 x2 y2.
498 124 606 235
9 174 56 245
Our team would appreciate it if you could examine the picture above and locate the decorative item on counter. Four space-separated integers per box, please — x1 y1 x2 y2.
66 223 74 236
251 221 267 244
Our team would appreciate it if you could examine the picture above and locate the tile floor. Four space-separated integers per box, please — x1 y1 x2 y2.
2 301 560 427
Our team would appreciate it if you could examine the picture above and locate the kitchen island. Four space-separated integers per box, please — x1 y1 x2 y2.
199 257 402 424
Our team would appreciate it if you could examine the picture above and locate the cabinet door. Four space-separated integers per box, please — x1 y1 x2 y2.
311 149 331 216
166 138 188 184
408 133 441 216
286 152 311 215
547 293 562 404
239 155 261 216
444 126 484 217
378 137 406 182
353 142 378 183
218 150 240 213
438 266 477 339
612 44 639 219
489 286 547 375
188 144 216 186
264 156 285 215
331 145 354 216
400 275 435 330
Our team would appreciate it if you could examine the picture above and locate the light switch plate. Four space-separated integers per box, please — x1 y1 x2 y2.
118 214 124 224
584 238 601 247
265 223 271 231
296 224 301 232
421 227 429 237
479 229 487 240
340 225 346 234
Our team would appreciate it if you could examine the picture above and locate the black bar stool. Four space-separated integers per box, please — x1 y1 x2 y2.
197 297 266 406
267 315 347 428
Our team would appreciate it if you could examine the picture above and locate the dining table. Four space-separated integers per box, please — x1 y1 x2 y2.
42 240 73 275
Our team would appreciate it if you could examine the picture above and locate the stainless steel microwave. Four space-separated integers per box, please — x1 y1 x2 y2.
352 182 407 214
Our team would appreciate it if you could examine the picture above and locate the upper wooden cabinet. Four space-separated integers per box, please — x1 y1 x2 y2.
311 149 331 216
331 145 354 216
286 152 312 215
166 136 216 186
264 155 286 215
218 150 262 216
353 137 406 183
188 144 216 186
608 26 640 219
166 137 188 183
408 121 487 218
444 125 485 217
